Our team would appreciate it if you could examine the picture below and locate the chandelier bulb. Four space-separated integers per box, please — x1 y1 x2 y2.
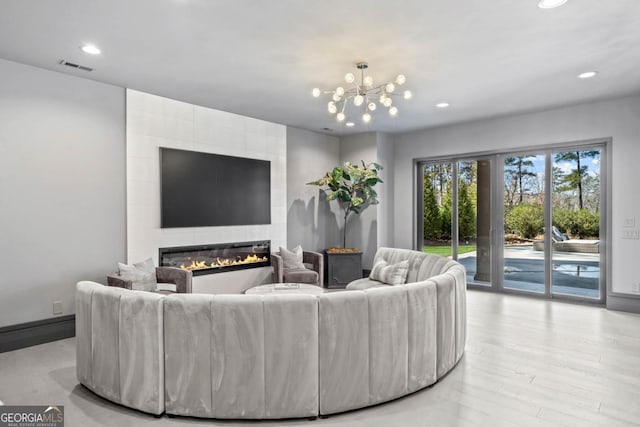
345 73 355 84
379 94 387 103
368 102 377 111
363 76 374 87
312 88 321 98
389 106 398 116
383 97 393 107
362 112 372 123
337 112 346 122
354 95 364 106
385 83 396 93
328 101 337 114
403 90 412 100
332 93 341 102
395 74 406 85
336 86 345 96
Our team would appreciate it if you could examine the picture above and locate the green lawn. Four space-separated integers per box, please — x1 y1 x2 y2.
422 244 477 257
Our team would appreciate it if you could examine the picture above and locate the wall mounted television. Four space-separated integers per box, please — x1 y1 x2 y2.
160 147 271 228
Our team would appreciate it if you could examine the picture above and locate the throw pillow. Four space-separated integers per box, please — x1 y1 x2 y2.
279 245 306 270
369 259 410 286
118 258 156 291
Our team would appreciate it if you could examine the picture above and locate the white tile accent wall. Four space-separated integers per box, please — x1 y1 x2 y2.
126 90 286 292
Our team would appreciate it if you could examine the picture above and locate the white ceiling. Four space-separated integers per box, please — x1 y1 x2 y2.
1 0 639 136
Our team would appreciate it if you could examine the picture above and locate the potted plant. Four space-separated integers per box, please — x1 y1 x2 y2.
308 161 383 251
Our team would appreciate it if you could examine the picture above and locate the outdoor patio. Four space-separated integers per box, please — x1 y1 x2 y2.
457 245 600 299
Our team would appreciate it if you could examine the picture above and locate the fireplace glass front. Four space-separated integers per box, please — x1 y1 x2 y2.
159 240 270 276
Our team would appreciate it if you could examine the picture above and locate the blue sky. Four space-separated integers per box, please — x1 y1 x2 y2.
518 151 601 178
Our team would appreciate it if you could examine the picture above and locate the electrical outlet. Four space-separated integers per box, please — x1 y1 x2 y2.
622 230 640 239
53 301 63 315
624 217 636 228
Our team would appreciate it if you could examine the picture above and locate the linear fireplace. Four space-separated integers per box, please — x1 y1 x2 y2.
159 241 270 276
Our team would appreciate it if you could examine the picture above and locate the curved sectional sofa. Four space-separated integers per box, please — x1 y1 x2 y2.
75 247 466 419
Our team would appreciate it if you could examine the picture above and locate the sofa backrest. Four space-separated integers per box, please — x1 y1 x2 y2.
76 281 165 415
373 247 460 283
318 282 439 414
163 292 319 419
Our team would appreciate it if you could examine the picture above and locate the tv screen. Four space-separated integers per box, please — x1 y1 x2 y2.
160 147 271 228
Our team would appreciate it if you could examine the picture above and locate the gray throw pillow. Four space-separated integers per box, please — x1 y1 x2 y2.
279 245 306 270
369 259 410 285
118 258 156 291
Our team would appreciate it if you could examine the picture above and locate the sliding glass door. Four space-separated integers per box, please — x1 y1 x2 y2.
551 148 602 299
422 163 454 258
420 158 493 287
418 142 606 303
502 153 546 294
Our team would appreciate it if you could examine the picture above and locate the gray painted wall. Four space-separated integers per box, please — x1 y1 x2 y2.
393 95 640 308
286 127 341 253
376 132 395 248
0 59 126 327
340 132 378 269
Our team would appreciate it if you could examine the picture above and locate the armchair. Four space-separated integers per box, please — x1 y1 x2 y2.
271 250 324 287
107 267 192 294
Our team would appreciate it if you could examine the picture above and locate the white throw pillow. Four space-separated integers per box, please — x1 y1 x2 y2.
279 245 306 270
118 258 156 291
369 259 410 286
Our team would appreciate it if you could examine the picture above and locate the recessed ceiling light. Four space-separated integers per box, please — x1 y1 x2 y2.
577 71 598 79
538 0 568 9
81 44 101 55
435 102 450 108
345 122 355 127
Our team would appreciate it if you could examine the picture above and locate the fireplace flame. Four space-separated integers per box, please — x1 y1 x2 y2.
179 253 268 271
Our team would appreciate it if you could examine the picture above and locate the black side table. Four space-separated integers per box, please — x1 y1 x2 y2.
325 250 363 289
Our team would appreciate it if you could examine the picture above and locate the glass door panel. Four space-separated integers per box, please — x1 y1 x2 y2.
418 142 605 303
422 163 454 258
502 154 546 294
457 160 491 286
551 149 601 299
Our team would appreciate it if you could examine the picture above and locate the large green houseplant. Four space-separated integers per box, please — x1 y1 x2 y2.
308 161 383 250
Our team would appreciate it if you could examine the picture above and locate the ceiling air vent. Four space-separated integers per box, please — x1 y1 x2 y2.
58 60 93 72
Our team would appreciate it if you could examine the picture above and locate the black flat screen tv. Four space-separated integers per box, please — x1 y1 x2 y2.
160 147 271 228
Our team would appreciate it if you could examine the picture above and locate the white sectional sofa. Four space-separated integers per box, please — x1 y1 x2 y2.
75 247 466 419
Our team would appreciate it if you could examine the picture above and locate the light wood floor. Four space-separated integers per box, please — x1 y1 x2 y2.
1 290 639 426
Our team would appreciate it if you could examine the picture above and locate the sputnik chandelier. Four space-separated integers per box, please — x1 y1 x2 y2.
312 61 412 125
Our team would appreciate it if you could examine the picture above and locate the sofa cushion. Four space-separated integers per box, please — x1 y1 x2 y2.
279 245 306 270
345 278 388 290
369 259 409 285
284 268 319 285
372 247 459 283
